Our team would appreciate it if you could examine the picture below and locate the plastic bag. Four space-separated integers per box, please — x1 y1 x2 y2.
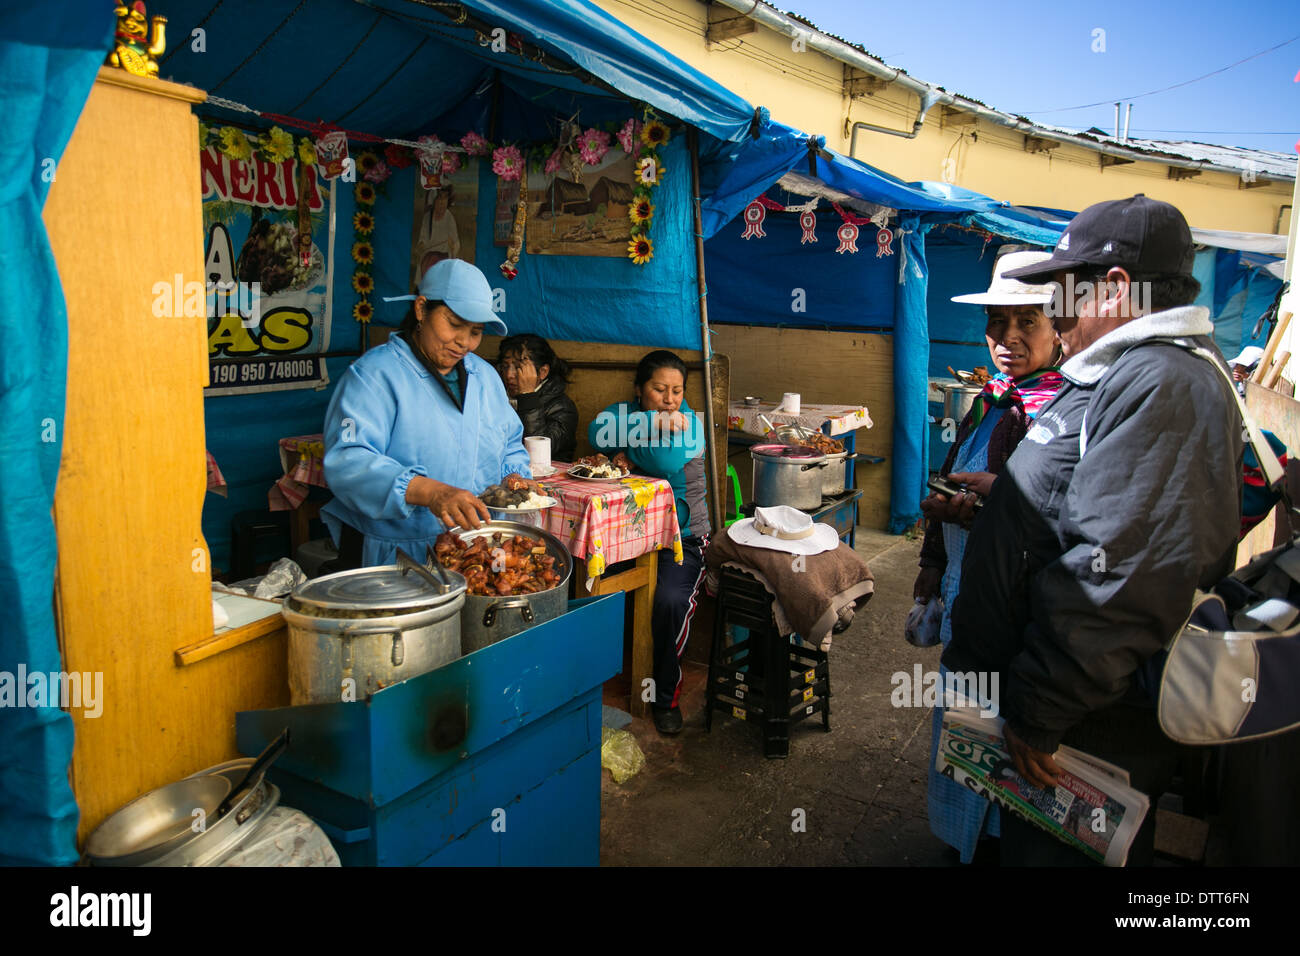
905 596 944 647
221 558 309 599
216 807 340 867
600 727 645 784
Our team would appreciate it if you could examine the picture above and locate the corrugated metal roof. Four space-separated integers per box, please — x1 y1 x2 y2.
775 4 1297 179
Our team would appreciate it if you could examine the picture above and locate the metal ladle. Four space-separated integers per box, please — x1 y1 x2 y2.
395 546 452 593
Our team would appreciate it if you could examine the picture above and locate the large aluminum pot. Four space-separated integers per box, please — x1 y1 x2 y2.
84 758 280 867
939 382 983 425
282 564 467 705
750 444 828 510
817 450 858 496
447 520 573 655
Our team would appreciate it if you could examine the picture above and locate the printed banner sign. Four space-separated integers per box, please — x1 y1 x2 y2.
199 144 334 396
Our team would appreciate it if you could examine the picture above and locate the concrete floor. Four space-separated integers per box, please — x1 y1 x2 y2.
599 530 959 866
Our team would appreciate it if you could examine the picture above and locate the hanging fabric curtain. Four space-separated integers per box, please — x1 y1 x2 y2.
0 3 115 865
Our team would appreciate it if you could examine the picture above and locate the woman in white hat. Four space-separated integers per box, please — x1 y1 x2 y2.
914 249 1064 864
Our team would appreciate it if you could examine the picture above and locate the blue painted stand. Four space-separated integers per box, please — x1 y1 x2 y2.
236 593 624 866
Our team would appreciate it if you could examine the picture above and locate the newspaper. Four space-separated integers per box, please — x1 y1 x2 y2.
936 703 1150 866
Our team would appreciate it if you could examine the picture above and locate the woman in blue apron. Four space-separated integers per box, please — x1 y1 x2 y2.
321 259 533 569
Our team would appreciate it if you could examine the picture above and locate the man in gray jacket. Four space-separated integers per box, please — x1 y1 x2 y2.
943 195 1243 865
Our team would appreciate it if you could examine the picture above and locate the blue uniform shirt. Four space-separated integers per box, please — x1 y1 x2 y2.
321 334 531 566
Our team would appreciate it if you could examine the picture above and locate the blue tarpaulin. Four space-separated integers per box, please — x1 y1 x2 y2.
0 1 115 866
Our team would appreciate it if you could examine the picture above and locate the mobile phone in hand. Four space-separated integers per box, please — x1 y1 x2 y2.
927 476 983 509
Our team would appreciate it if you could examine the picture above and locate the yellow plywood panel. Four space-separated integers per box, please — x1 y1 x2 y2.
713 326 894 530
45 71 288 843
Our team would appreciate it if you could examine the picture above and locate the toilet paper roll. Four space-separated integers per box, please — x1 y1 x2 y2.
781 392 801 415
524 435 551 472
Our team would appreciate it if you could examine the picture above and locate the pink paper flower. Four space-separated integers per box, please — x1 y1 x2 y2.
492 145 524 181
441 151 462 177
460 131 492 156
617 118 641 154
544 145 565 175
363 159 391 183
579 128 611 166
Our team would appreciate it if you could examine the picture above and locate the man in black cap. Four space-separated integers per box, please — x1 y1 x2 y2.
942 195 1243 865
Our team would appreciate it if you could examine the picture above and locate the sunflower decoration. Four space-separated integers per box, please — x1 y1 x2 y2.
353 300 375 324
352 211 375 235
351 272 375 295
639 119 670 150
354 182 376 205
218 126 252 162
636 155 664 187
629 196 654 231
628 235 654 266
351 241 375 265
259 126 295 164
297 137 317 166
356 151 381 177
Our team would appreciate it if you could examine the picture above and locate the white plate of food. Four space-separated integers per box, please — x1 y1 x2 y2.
566 454 631 481
566 466 629 481
493 494 558 513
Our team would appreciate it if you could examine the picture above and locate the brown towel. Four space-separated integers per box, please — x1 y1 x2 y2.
705 531 874 649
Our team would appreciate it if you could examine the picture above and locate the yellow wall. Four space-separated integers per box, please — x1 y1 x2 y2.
596 0 1293 234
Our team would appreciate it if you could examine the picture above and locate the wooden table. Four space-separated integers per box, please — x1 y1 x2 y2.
538 465 684 718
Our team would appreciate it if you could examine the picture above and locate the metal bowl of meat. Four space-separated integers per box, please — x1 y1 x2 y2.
433 521 573 654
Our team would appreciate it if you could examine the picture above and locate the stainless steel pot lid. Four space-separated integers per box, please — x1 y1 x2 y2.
290 564 467 613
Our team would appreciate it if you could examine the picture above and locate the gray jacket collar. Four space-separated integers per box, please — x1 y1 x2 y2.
1059 305 1213 386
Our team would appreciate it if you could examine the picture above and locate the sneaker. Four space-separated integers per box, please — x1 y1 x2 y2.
652 705 683 735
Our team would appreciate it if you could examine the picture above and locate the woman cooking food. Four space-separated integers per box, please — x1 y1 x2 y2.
498 334 579 462
320 259 533 569
589 350 708 736
913 250 1064 864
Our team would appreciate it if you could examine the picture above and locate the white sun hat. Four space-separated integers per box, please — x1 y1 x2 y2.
951 250 1056 306
727 505 841 556
1228 345 1264 369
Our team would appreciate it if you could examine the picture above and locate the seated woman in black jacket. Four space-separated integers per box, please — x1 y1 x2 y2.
497 334 579 462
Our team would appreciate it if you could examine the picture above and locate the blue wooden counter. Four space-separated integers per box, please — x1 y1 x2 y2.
236 592 624 866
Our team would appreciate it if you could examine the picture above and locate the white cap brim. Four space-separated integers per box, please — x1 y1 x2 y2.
951 291 1055 306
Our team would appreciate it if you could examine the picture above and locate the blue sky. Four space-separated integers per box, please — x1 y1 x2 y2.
782 0 1299 154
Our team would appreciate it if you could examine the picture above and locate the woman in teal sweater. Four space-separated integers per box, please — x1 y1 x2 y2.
589 351 708 735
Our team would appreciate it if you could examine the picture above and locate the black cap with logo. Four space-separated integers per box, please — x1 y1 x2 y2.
1003 194 1195 283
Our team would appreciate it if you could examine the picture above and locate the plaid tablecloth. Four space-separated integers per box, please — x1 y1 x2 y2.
727 400 873 438
538 464 683 581
206 449 227 497
269 433 327 511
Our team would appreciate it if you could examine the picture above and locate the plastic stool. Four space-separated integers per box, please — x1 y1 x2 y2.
705 566 831 757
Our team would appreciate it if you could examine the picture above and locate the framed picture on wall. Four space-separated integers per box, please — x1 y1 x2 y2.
410 158 478 287
525 150 636 258
494 177 520 247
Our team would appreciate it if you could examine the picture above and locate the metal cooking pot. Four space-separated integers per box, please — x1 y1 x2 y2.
818 450 858 496
448 520 573 655
750 444 828 510
282 564 467 705
939 381 983 425
84 758 280 867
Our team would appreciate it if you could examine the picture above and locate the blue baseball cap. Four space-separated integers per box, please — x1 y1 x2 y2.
384 259 507 334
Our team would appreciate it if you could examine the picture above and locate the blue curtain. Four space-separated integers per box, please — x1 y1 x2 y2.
889 215 932 533
0 6 114 865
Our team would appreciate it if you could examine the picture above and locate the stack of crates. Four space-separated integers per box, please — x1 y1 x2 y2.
705 566 831 757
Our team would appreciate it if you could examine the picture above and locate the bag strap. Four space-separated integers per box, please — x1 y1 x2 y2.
1075 337 1286 490
1175 339 1286 491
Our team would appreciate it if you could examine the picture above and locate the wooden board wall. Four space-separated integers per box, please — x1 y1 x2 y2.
711 326 894 530
483 334 729 529
45 70 288 843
